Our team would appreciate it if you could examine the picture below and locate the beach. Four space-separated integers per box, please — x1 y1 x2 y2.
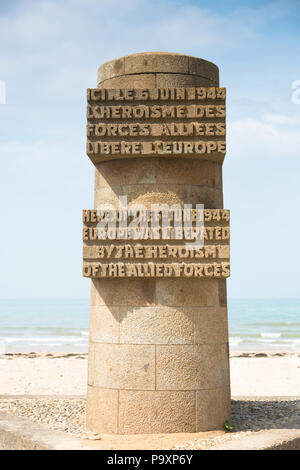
1 350 299 450
1 299 300 449
0 351 299 397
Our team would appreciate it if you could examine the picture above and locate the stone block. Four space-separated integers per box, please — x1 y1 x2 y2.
193 307 228 344
156 344 226 390
189 57 219 84
90 279 156 306
183 184 223 208
95 158 157 188
156 73 212 88
98 73 156 89
118 390 196 433
155 278 220 306
87 342 94 386
94 186 120 208
124 53 189 75
92 343 156 390
219 279 227 306
196 387 231 431
89 306 120 343
97 57 125 83
156 159 222 187
119 306 194 344
86 385 118 433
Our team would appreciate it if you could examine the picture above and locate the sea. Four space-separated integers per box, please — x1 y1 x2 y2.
0 298 299 353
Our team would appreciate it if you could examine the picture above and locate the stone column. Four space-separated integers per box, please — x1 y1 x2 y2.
84 53 231 434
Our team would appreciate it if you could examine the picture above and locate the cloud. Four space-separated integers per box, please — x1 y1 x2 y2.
228 113 300 162
0 0 287 74
262 113 300 125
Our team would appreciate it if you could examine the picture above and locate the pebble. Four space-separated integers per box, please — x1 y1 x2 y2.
0 398 86 437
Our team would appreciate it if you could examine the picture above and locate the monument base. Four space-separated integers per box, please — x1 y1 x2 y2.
86 278 231 434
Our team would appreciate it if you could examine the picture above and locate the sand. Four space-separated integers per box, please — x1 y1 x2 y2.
0 351 300 397
0 353 87 396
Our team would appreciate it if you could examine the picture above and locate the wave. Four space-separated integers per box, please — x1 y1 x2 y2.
229 335 300 351
260 333 281 338
229 337 243 346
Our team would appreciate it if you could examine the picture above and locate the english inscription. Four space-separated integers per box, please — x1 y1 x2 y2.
82 209 230 278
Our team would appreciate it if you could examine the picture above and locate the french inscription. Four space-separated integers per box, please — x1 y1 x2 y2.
87 87 226 101
86 87 226 163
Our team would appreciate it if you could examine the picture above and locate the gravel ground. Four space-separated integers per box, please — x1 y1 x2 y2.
0 398 88 438
0 397 299 448
174 398 300 450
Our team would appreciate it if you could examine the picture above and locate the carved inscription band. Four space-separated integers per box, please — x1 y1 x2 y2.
87 87 226 163
82 209 230 279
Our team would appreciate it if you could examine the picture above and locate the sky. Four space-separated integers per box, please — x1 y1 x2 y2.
0 0 300 299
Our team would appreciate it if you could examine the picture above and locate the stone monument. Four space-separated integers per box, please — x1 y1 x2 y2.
83 52 231 434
